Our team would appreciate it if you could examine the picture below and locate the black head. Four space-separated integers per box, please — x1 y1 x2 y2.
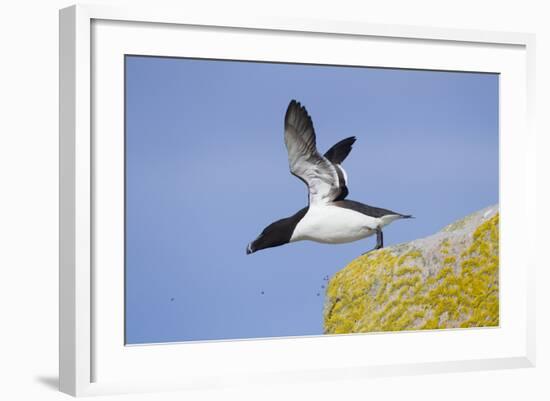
246 207 308 255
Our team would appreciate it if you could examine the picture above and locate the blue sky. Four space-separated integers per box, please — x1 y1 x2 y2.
125 56 499 344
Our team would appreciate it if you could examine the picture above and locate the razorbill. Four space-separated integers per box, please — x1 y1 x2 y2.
246 100 412 254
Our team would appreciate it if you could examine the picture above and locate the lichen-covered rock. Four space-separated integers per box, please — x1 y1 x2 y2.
324 205 499 334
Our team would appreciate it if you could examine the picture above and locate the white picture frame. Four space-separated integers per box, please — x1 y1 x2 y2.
59 3 536 397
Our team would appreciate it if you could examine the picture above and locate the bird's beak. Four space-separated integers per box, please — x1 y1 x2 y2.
246 243 254 255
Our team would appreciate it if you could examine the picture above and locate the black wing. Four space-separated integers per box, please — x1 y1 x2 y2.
324 136 356 164
324 136 356 201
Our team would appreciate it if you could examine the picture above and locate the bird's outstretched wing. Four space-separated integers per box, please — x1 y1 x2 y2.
323 136 356 201
284 100 352 205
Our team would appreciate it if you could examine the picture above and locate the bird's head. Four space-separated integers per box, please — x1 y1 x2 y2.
246 218 295 255
246 207 308 255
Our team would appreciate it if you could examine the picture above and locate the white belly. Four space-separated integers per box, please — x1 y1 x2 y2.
290 205 380 244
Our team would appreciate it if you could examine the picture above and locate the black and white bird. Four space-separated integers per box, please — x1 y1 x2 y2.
246 100 412 255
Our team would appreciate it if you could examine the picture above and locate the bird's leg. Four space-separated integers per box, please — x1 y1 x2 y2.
363 228 384 255
375 228 384 249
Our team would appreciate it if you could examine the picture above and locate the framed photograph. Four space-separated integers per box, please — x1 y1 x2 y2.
59 4 536 396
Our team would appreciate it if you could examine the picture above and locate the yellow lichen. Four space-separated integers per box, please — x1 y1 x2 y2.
324 213 499 334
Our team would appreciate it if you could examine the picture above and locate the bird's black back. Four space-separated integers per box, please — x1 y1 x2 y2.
332 199 410 218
